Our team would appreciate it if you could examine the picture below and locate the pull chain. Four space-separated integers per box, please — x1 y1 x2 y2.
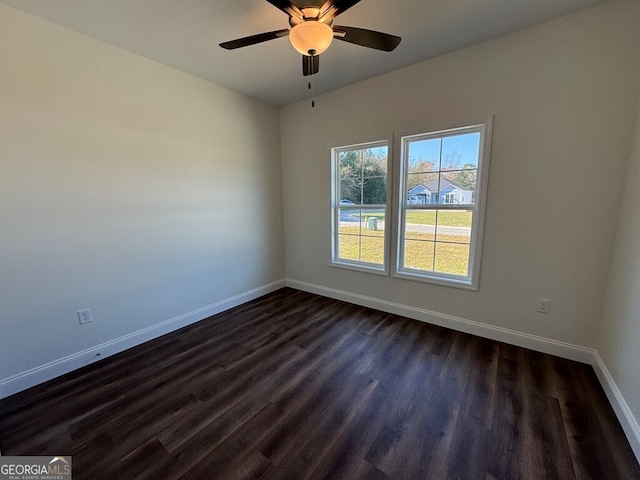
308 76 316 108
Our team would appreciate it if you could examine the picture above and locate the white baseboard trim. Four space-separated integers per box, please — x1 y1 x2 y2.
592 351 640 461
286 278 640 463
286 279 595 363
0 279 285 400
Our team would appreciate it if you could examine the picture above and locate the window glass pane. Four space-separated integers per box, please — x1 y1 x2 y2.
438 170 476 205
407 155 423 173
337 232 385 265
440 167 478 202
339 175 362 205
407 138 441 171
338 208 361 234
361 209 385 237
404 212 435 241
435 210 472 244
338 234 360 262
434 242 470 276
403 240 435 271
363 176 387 205
441 133 480 171
360 236 385 265
339 146 388 206
339 150 361 175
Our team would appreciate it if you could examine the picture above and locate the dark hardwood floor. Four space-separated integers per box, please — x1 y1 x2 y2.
1 288 638 479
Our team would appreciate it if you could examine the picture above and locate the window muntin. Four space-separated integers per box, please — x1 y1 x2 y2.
331 140 389 272
396 120 491 289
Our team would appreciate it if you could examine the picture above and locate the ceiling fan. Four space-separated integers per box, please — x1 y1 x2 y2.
219 0 402 77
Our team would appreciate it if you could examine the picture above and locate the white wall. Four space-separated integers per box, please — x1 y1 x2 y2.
280 0 640 348
0 5 284 381
598 96 640 435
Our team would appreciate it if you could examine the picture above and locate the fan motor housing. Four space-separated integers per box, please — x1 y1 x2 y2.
289 7 333 27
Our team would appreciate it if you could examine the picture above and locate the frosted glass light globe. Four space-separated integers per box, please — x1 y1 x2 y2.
289 21 334 56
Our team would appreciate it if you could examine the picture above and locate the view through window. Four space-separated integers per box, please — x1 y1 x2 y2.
331 118 491 289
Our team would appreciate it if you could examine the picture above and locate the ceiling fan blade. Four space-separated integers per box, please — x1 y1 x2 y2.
219 29 290 50
264 0 303 19
319 0 362 21
333 26 401 52
302 54 320 76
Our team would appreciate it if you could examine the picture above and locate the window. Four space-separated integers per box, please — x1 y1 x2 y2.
330 118 491 289
331 140 389 272
395 118 492 289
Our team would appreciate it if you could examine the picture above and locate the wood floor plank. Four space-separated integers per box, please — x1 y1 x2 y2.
458 337 499 430
1 287 638 479
301 384 390 480
487 353 526 479
259 375 379 480
523 392 575 480
443 417 492 480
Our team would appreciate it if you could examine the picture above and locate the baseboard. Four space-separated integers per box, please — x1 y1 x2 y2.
0 279 286 400
286 279 595 364
592 351 640 461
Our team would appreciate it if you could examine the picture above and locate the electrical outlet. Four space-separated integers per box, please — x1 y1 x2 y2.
77 308 93 324
537 298 551 314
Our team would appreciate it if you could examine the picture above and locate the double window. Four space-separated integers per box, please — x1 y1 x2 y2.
331 118 492 290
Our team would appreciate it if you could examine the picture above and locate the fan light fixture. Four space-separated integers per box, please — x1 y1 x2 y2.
219 0 402 78
289 21 334 56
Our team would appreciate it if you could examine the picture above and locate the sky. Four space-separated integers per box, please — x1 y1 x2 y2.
341 131 481 171
408 132 480 169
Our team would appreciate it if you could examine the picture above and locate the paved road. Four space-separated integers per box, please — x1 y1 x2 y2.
404 223 470 237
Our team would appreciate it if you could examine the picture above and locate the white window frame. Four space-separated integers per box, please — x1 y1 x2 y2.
392 117 493 290
330 138 391 275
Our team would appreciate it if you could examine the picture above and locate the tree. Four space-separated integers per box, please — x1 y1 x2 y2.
452 164 477 191
339 148 388 205
441 148 462 171
339 151 361 203
440 150 476 192
406 157 436 189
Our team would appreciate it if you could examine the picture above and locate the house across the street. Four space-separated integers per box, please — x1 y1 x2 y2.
407 178 473 205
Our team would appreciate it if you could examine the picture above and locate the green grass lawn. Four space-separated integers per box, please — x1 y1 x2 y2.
338 226 470 276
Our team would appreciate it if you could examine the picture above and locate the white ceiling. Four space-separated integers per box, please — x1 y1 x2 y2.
1 0 608 106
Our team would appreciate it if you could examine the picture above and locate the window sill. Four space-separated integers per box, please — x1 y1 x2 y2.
392 270 478 291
